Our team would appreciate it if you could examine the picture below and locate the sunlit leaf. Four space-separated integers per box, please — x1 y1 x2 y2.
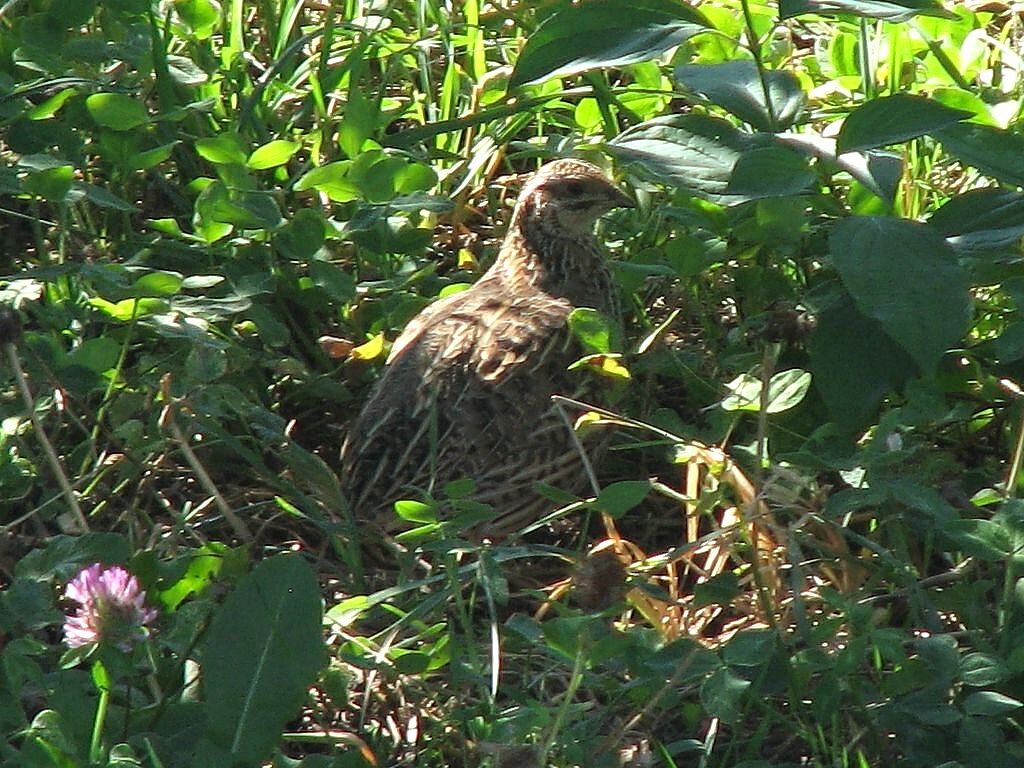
350 333 385 362
510 0 709 87
675 60 806 131
86 93 148 130
780 0 955 21
247 139 300 170
837 94 972 154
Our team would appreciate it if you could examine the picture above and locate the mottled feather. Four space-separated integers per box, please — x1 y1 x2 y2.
341 159 632 538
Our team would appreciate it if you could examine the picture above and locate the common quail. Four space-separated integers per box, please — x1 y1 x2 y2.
341 158 633 538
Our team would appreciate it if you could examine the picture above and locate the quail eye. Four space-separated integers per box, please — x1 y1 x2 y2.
565 180 584 196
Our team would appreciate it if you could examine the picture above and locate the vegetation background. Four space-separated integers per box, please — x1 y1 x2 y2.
3 0 1024 765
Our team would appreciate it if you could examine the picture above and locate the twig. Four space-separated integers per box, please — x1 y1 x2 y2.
4 338 89 532
158 374 254 543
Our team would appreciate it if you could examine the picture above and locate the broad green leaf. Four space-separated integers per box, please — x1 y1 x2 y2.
27 88 75 120
725 145 814 199
309 261 355 302
195 135 248 166
175 0 221 38
130 142 177 171
929 188 1024 255
675 60 806 132
780 0 955 21
946 501 1024 566
964 691 1023 717
295 162 359 202
808 292 916 430
46 0 97 26
195 182 282 229
247 140 299 170
394 499 437 523
721 369 812 414
23 165 73 201
274 209 326 261
89 297 168 321
933 122 1024 188
568 307 613 353
692 573 741 608
960 653 1009 687
607 114 750 202
73 182 137 211
86 93 148 130
202 555 325 765
509 0 709 88
837 94 972 154
724 629 776 667
131 270 183 297
595 480 651 517
700 667 750 723
15 532 131 579
66 337 119 373
829 216 970 373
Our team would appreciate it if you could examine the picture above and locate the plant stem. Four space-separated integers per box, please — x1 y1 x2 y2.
89 661 111 764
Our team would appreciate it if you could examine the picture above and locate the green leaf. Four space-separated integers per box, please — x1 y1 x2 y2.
837 94 973 154
202 555 326 766
963 691 1023 717
929 188 1024 255
675 60 806 132
22 165 73 201
808 292 917 430
725 145 814 199
130 142 177 171
274 209 326 261
724 629 776 667
960 653 1009 687
294 162 359 202
86 93 149 130
175 0 221 39
195 135 248 166
721 369 812 414
934 122 1024 188
15 533 131 579
509 0 709 88
309 261 355 302
608 114 750 202
595 480 651 518
73 181 137 211
394 500 438 524
700 667 750 723
780 0 955 21
829 216 970 373
568 307 613 354
247 140 300 170
131 270 183 297
66 337 119 373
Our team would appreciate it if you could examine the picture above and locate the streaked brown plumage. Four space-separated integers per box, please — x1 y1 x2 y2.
341 159 633 538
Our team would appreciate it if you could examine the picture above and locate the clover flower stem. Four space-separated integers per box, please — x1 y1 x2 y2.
89 660 112 764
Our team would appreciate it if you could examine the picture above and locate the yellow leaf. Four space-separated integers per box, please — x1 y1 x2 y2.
594 355 631 380
350 332 385 362
457 248 478 270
